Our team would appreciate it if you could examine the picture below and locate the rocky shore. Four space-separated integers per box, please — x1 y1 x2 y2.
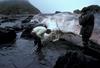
0 12 100 68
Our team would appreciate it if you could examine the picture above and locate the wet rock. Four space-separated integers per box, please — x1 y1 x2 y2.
4 26 23 32
22 15 33 23
82 44 100 60
21 27 33 39
12 26 23 32
0 27 16 45
54 50 100 68
1 16 8 19
1 18 17 23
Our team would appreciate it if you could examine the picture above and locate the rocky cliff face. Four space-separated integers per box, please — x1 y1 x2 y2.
0 0 40 15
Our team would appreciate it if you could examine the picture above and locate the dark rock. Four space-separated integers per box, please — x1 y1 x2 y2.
32 21 39 24
34 23 47 28
22 15 33 23
55 11 61 14
82 45 100 60
73 9 81 14
12 25 23 32
1 18 17 23
0 27 16 45
81 5 100 13
54 50 100 68
21 26 33 39
3 26 23 32
1 16 8 19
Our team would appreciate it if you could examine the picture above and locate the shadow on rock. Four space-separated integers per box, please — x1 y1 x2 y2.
54 50 100 68
21 27 33 39
0 27 16 47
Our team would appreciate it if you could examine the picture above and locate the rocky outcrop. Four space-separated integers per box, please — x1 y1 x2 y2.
73 5 100 14
81 5 100 13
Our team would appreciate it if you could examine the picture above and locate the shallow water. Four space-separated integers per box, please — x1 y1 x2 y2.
0 32 68 68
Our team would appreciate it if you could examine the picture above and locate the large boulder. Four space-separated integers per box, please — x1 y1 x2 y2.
0 27 16 45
